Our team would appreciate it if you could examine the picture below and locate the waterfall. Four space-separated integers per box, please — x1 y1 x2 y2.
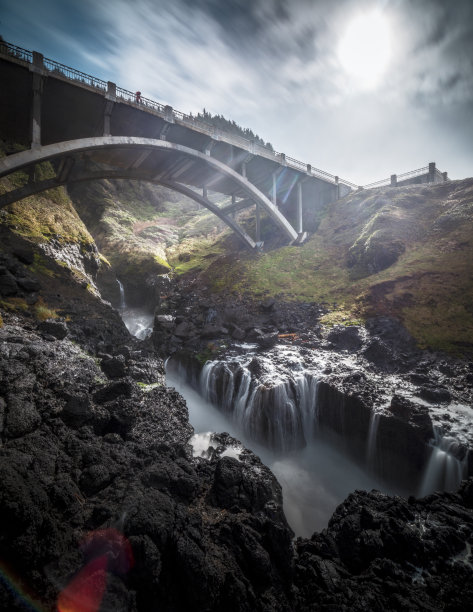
115 278 153 340
191 356 468 497
418 429 465 497
117 279 126 309
199 361 319 451
365 411 381 468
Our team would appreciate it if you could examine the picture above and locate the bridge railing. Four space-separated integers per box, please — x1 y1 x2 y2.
363 177 391 189
339 178 359 189
397 166 429 182
43 57 109 91
0 41 32 63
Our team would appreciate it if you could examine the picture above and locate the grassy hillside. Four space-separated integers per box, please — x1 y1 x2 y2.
169 179 473 354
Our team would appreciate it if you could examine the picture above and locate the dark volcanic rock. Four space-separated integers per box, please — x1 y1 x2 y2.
37 319 68 339
327 325 363 350
101 354 127 378
0 269 19 296
0 322 296 611
295 484 473 611
417 384 452 404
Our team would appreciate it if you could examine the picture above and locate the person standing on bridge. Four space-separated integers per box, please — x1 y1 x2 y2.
135 91 141 103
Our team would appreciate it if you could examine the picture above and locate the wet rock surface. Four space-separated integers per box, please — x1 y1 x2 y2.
0 317 472 611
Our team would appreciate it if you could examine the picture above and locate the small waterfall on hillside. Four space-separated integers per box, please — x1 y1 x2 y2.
116 278 153 340
418 429 465 497
117 278 126 309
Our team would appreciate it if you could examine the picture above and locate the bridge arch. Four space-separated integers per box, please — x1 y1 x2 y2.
0 136 299 249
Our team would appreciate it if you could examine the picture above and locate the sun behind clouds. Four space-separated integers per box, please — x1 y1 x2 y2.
337 10 392 89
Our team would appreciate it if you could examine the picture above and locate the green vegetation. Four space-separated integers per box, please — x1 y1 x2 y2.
0 295 59 321
137 382 162 391
0 156 94 246
0 297 29 313
192 108 273 150
34 298 59 321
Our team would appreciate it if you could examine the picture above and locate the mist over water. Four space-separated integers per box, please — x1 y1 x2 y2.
120 308 154 340
166 371 387 537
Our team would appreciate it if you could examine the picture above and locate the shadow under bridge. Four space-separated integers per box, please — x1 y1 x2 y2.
0 136 301 250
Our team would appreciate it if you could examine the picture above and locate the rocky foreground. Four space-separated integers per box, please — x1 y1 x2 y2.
1 309 473 611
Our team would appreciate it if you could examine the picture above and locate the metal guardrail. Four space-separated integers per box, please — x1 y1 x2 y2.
44 57 108 91
0 39 358 189
0 41 32 63
364 177 391 189
397 166 429 181
364 166 430 189
339 178 359 189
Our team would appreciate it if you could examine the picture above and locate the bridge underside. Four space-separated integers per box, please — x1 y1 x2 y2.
0 137 302 249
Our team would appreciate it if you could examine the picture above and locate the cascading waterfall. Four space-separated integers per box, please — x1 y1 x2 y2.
366 411 381 468
200 361 319 451
117 278 126 309
418 429 465 497
168 357 388 535
168 354 470 534
115 278 153 340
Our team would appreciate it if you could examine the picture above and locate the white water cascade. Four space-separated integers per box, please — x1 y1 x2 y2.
116 279 154 340
366 411 382 468
117 278 126 309
167 354 469 535
418 429 465 497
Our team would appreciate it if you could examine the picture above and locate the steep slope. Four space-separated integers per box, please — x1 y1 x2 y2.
174 179 473 354
68 180 229 306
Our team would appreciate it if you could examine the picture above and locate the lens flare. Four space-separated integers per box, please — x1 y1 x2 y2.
57 528 134 612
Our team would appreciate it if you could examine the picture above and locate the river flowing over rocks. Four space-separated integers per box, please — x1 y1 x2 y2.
1 252 473 610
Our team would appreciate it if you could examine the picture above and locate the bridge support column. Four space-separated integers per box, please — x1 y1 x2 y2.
30 52 45 148
297 182 303 234
231 194 236 219
335 176 340 200
272 172 278 208
242 162 247 178
391 174 397 187
103 82 116 136
428 162 436 183
204 139 216 156
203 185 208 199
256 202 261 242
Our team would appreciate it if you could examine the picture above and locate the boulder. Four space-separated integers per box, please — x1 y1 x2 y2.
93 380 134 404
101 355 127 379
327 325 363 350
37 320 68 340
4 396 41 438
0 270 19 297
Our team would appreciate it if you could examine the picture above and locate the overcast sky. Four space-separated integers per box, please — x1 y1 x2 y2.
1 0 472 183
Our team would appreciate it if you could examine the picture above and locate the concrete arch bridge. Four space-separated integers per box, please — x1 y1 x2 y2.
0 42 357 249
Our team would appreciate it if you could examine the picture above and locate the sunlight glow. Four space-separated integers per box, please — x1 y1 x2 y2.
338 11 391 88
